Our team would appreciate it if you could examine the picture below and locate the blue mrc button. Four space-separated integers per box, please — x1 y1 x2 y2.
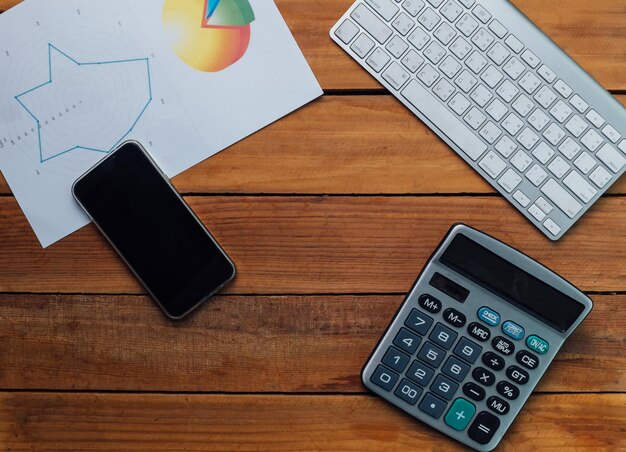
502 321 525 340
477 307 500 326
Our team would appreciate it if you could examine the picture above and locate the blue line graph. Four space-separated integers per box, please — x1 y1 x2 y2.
14 43 152 163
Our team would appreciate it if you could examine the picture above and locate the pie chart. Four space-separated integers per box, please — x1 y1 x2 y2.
162 0 255 72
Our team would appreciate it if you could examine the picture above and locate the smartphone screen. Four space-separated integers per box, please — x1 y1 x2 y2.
72 141 235 319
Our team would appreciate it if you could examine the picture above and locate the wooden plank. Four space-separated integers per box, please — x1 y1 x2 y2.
0 294 622 393
2 96 625 195
1 392 624 450
1 195 626 294
1 0 626 91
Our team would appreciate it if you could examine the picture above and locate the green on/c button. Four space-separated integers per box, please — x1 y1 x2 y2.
526 335 549 354
444 398 476 431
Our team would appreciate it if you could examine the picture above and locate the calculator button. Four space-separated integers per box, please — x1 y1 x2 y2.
404 309 434 335
445 397 476 431
506 365 530 385
393 328 422 354
491 336 515 356
482 352 505 371
526 334 549 354
382 346 411 372
472 366 495 386
453 337 482 363
442 356 471 382
443 308 466 328
486 395 510 415
496 381 519 400
429 323 459 350
516 350 540 369
370 365 399 391
430 374 459 400
468 411 500 445
501 320 525 340
463 382 485 401
467 322 491 341
418 341 447 367
394 378 423 405
418 294 442 313
419 393 448 419
477 306 500 326
406 360 436 386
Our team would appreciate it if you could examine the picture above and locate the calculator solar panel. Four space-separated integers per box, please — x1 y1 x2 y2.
361 224 593 451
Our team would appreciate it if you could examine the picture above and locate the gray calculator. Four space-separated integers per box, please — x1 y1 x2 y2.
362 224 593 451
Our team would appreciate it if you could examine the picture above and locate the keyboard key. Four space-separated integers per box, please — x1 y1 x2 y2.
408 26 431 49
365 0 400 21
597 143 626 173
386 36 409 58
401 49 425 72
541 178 582 218
503 57 525 80
402 0 426 16
479 122 502 144
464 107 487 130
534 86 557 109
466 51 488 74
472 4 491 23
554 79 573 98
472 366 495 386
521 49 540 68
471 84 493 107
565 114 588 137
441 0 463 22
559 137 581 160
454 69 477 92
585 109 605 128
528 203 546 222
467 322 491 342
382 62 411 89
496 381 519 400
431 374 459 400
458 0 475 8
543 218 561 236
463 382 486 401
407 360 436 385
619 140 626 154
440 55 462 78
334 19 359 44
547 155 570 178
419 392 447 418
581 129 603 152
468 412 500 445
418 7 441 30
370 364 399 391
526 334 550 354
453 337 482 363
496 80 519 102
394 378 423 404
516 128 539 151
543 123 566 146
513 190 530 207
532 142 555 164
488 20 507 38
442 356 471 382
537 64 556 83
589 166 612 188
495 135 517 158
569 94 589 113
382 346 411 372
401 80 488 162
448 93 472 115
450 36 472 60
482 352 505 371
456 13 479 36
471 28 495 51
480 65 503 88
516 350 539 369
486 99 508 121
549 100 573 123
366 48 391 72
525 164 548 186
394 327 422 353
351 33 376 58
444 397 476 431
393 12 416 35
528 109 550 131
504 35 523 53
429 323 458 350
574 151 596 174
502 113 524 136
443 308 467 328
512 94 534 117
433 79 456 101
417 63 440 86
506 365 530 385
418 341 447 367
602 124 621 143
479 150 506 177
519 71 541 94
536 196 553 214
498 168 522 193
405 308 434 334
351 5 393 44
418 293 442 312
434 22 457 45
486 395 510 415
492 336 515 356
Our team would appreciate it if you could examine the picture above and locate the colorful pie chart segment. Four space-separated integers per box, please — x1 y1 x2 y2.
163 0 255 72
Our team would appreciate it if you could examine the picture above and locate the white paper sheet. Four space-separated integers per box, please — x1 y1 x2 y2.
0 0 322 247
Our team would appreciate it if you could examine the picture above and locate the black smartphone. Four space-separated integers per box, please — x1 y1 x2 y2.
72 141 236 319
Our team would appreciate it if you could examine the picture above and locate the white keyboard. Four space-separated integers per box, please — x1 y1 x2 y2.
330 0 626 240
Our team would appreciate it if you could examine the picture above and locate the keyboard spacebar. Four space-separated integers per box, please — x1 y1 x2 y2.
401 80 487 161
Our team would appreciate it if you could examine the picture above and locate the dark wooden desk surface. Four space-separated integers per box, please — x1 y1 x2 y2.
1 0 625 449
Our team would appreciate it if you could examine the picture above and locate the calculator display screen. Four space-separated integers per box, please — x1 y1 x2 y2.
440 234 585 332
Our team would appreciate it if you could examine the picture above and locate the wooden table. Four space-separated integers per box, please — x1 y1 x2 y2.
1 0 625 449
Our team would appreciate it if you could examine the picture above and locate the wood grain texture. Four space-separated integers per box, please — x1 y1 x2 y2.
1 195 626 294
1 95 626 196
1 392 624 450
1 0 626 90
0 293 623 393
